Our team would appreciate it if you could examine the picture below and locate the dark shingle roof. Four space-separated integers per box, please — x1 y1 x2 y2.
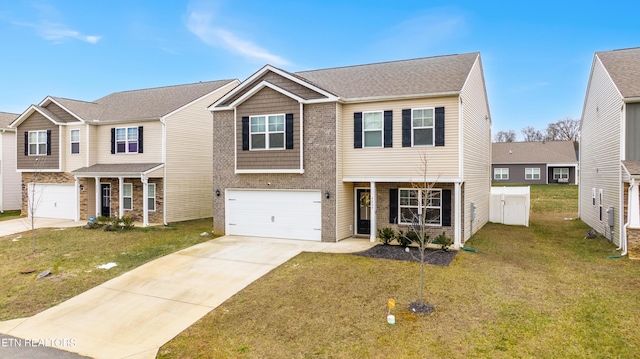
597 47 640 99
622 160 640 176
492 141 578 164
0 112 19 128
295 53 479 99
72 163 163 175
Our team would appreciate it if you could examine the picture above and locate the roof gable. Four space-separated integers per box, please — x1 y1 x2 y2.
10 105 66 128
596 47 640 99
492 141 578 164
0 112 19 129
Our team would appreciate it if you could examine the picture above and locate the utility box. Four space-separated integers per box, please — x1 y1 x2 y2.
607 207 615 227
490 186 530 227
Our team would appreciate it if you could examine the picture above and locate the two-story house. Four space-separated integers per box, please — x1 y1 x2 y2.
0 112 21 212
10 79 239 226
580 47 640 259
209 53 491 248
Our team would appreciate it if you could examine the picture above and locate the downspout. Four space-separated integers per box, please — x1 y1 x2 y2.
160 117 168 225
621 178 635 256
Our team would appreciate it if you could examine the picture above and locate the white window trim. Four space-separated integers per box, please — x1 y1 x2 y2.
592 188 596 206
28 130 47 156
494 168 509 180
553 168 569 179
525 168 540 180
249 114 285 150
70 129 80 155
398 188 442 226
362 111 384 148
115 126 139 154
148 183 156 212
411 107 435 147
123 183 133 211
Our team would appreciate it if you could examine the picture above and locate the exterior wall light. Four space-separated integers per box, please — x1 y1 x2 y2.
325 190 330 199
216 189 221 196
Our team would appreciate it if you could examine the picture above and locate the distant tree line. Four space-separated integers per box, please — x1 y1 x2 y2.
494 117 580 143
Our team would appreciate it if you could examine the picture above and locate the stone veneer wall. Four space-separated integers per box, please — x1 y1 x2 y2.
355 182 456 241
213 102 337 242
627 227 640 260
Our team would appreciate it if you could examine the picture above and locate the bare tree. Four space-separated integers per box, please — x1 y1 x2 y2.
494 130 517 142
521 126 544 141
26 157 46 254
553 117 580 141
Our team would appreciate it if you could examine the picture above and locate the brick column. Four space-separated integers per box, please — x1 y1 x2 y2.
627 228 640 260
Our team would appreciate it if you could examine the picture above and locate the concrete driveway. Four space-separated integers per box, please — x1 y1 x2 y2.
0 235 375 359
0 217 82 238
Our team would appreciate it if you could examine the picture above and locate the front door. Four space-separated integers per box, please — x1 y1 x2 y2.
101 184 111 217
357 189 371 235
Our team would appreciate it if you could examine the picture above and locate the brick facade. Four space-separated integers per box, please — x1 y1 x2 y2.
626 227 640 260
213 102 337 241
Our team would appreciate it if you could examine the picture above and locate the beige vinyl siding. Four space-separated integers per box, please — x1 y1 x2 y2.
1 131 21 210
16 113 60 170
88 125 98 167
335 103 353 239
164 83 236 222
63 124 86 172
580 57 624 245
95 121 163 164
460 56 491 242
342 97 460 179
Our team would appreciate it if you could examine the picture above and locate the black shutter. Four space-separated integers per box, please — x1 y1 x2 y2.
402 109 411 147
242 117 249 151
111 128 115 154
353 112 362 148
384 110 393 148
442 189 452 226
138 126 143 153
285 113 294 149
389 189 398 224
24 132 28 156
46 130 51 155
435 107 445 147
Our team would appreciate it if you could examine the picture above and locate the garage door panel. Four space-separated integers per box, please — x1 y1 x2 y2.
226 190 322 241
28 183 75 220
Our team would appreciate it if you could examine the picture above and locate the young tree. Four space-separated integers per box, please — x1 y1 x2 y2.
26 157 46 254
494 130 516 142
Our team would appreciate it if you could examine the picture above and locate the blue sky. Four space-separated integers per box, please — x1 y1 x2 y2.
1 0 639 139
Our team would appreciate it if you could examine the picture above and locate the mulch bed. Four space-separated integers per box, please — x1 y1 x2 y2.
354 245 457 266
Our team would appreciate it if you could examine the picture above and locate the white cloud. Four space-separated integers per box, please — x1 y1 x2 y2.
186 10 288 65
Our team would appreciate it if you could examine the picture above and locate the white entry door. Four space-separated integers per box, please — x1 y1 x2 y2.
226 189 322 241
27 183 76 219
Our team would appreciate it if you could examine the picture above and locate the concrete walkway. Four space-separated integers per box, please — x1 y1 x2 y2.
0 235 375 359
0 217 83 238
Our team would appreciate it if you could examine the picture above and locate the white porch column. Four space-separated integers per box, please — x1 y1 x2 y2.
118 177 124 219
74 176 80 222
629 179 640 228
142 176 149 227
94 177 101 218
454 182 462 248
370 181 377 242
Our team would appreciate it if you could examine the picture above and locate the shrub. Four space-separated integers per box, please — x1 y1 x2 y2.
102 216 136 232
397 230 415 247
435 232 453 251
378 227 396 245
121 216 135 230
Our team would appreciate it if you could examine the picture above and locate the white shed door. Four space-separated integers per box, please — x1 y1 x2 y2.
28 183 75 219
226 190 322 241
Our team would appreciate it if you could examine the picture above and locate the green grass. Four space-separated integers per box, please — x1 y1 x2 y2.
0 210 22 222
158 185 640 358
0 219 215 321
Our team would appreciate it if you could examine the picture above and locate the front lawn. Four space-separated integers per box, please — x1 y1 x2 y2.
0 219 214 321
158 185 640 358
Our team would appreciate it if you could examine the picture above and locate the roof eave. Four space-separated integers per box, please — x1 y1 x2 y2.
341 91 460 104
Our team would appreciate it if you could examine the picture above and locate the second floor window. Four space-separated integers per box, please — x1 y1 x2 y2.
412 108 434 146
116 127 138 153
250 115 284 150
70 129 80 154
363 111 383 148
28 130 47 155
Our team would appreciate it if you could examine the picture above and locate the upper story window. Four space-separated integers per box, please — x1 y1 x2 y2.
398 188 442 226
28 130 48 155
70 129 80 154
525 168 540 180
412 108 434 146
250 114 284 150
363 111 383 148
116 127 138 153
494 168 509 180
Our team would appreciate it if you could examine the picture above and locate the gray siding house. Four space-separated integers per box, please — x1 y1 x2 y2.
0 112 21 212
580 47 640 259
492 141 578 185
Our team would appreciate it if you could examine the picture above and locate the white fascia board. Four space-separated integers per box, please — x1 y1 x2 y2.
265 66 339 100
341 92 459 104
91 117 160 125
41 97 86 123
228 81 306 108
235 169 305 174
10 106 63 128
548 163 579 167
142 163 166 175
342 177 462 183
17 168 62 173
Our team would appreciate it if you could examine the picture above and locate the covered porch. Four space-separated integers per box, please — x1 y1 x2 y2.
71 163 164 227
622 160 640 259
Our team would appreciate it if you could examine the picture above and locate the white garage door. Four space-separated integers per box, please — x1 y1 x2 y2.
28 183 76 220
226 189 322 241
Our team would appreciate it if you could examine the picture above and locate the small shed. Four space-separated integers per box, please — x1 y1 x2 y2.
490 186 530 226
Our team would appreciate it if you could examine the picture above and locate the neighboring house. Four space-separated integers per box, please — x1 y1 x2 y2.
492 141 578 185
9 79 239 225
209 53 492 248
580 47 640 259
0 112 21 212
